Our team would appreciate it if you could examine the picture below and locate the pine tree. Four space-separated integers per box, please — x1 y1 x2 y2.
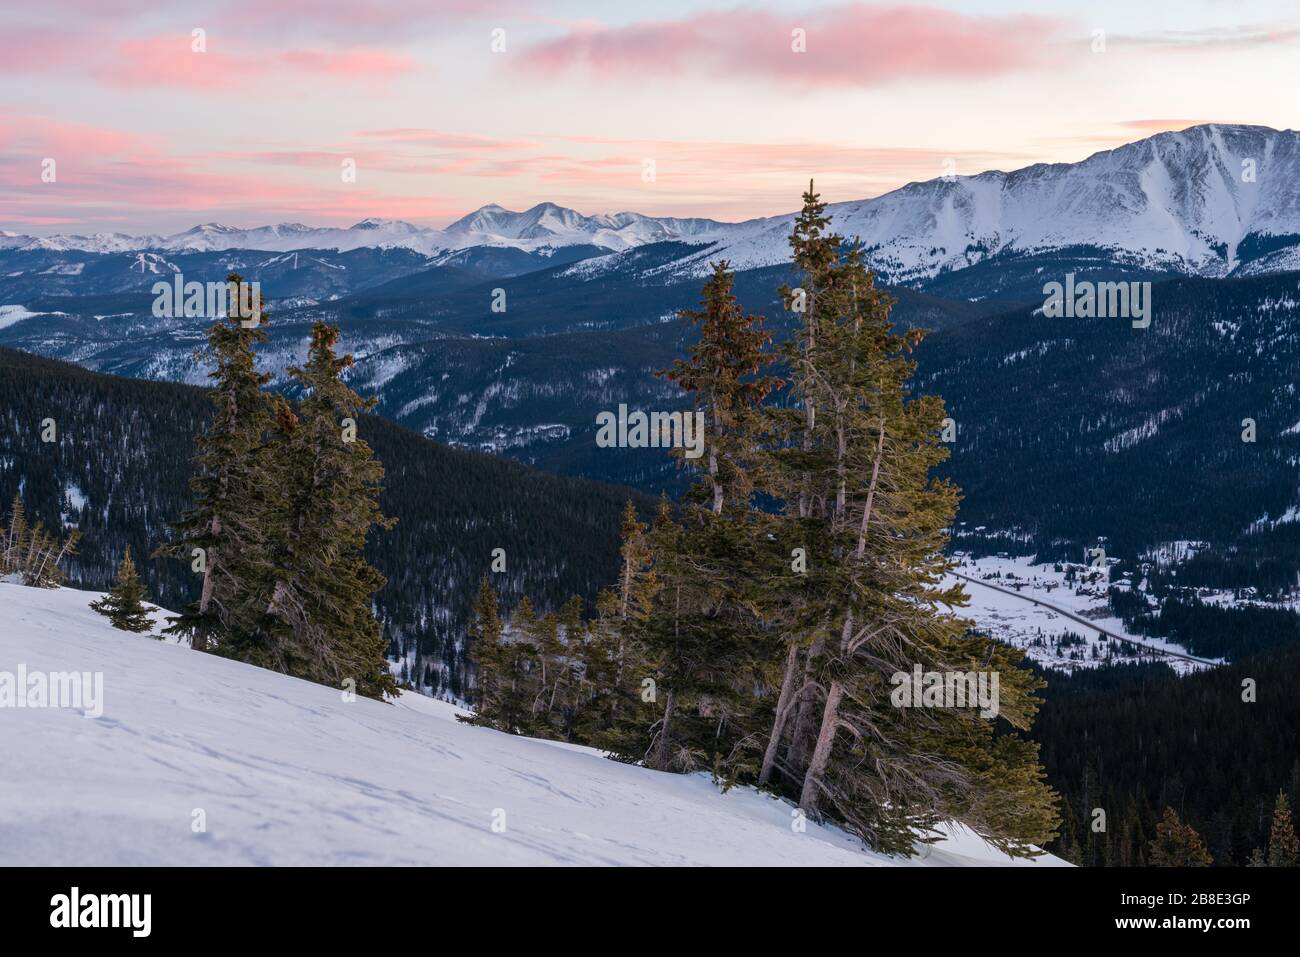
463 576 508 727
1148 807 1213 866
529 610 564 725
760 182 1058 855
154 273 274 652
90 547 154 633
255 321 398 700
618 264 787 779
551 594 587 739
1 494 79 588
661 260 780 515
1266 790 1299 866
578 502 661 756
759 184 842 787
625 500 777 777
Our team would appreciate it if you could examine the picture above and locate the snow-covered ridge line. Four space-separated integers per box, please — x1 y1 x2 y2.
6 125 1300 286
0 582 1066 867
0 204 733 257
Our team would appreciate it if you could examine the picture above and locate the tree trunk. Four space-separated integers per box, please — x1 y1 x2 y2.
799 679 844 813
198 517 219 614
654 689 677 771
192 518 219 652
788 635 825 772
856 421 886 559
759 643 801 786
709 399 724 515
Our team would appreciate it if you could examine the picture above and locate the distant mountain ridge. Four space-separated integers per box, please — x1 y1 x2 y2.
6 124 1300 288
0 204 732 257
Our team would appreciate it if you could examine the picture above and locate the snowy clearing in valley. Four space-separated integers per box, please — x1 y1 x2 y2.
0 583 1067 867
947 554 1216 675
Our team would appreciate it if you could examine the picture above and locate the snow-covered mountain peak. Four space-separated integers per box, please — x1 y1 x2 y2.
350 218 421 232
440 202 730 251
6 125 1300 278
695 123 1300 282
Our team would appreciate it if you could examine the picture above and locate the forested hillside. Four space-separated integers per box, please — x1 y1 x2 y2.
1033 644 1300 866
0 347 650 698
924 271 1300 560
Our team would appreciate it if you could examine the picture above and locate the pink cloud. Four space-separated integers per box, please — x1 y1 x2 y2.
0 112 159 162
0 150 462 229
358 129 545 151
216 0 523 38
0 28 93 73
519 3 1068 88
91 36 266 90
282 49 416 78
72 35 420 90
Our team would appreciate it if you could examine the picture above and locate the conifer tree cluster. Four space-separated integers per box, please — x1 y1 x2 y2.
467 186 1061 858
156 275 397 699
1 494 79 588
1266 790 1299 867
90 547 154 633
1148 807 1213 866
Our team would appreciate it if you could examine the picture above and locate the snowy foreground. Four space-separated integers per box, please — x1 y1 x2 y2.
0 584 1067 867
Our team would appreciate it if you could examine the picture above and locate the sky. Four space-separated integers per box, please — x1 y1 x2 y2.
2 0 1299 235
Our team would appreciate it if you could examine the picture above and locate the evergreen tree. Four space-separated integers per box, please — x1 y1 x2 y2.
551 594 587 739
254 321 398 700
529 609 565 728
661 260 780 515
463 576 508 727
578 502 661 756
504 596 542 733
154 274 273 651
620 263 786 778
1266 790 1299 866
634 505 771 774
1148 807 1213 866
2 494 79 588
760 182 1058 855
89 547 153 633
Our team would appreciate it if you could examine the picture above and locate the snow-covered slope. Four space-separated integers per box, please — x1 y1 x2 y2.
0 583 1065 867
11 125 1298 281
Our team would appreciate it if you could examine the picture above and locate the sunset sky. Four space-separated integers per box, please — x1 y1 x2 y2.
3 0 1299 234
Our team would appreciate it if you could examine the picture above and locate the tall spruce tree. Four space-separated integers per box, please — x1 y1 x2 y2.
90 547 154 633
621 263 786 776
254 321 398 700
155 273 273 651
464 576 508 727
760 183 844 788
759 182 1058 855
662 260 780 516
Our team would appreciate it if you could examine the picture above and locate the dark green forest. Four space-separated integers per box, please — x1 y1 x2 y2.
0 346 650 699
1033 645 1300 866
